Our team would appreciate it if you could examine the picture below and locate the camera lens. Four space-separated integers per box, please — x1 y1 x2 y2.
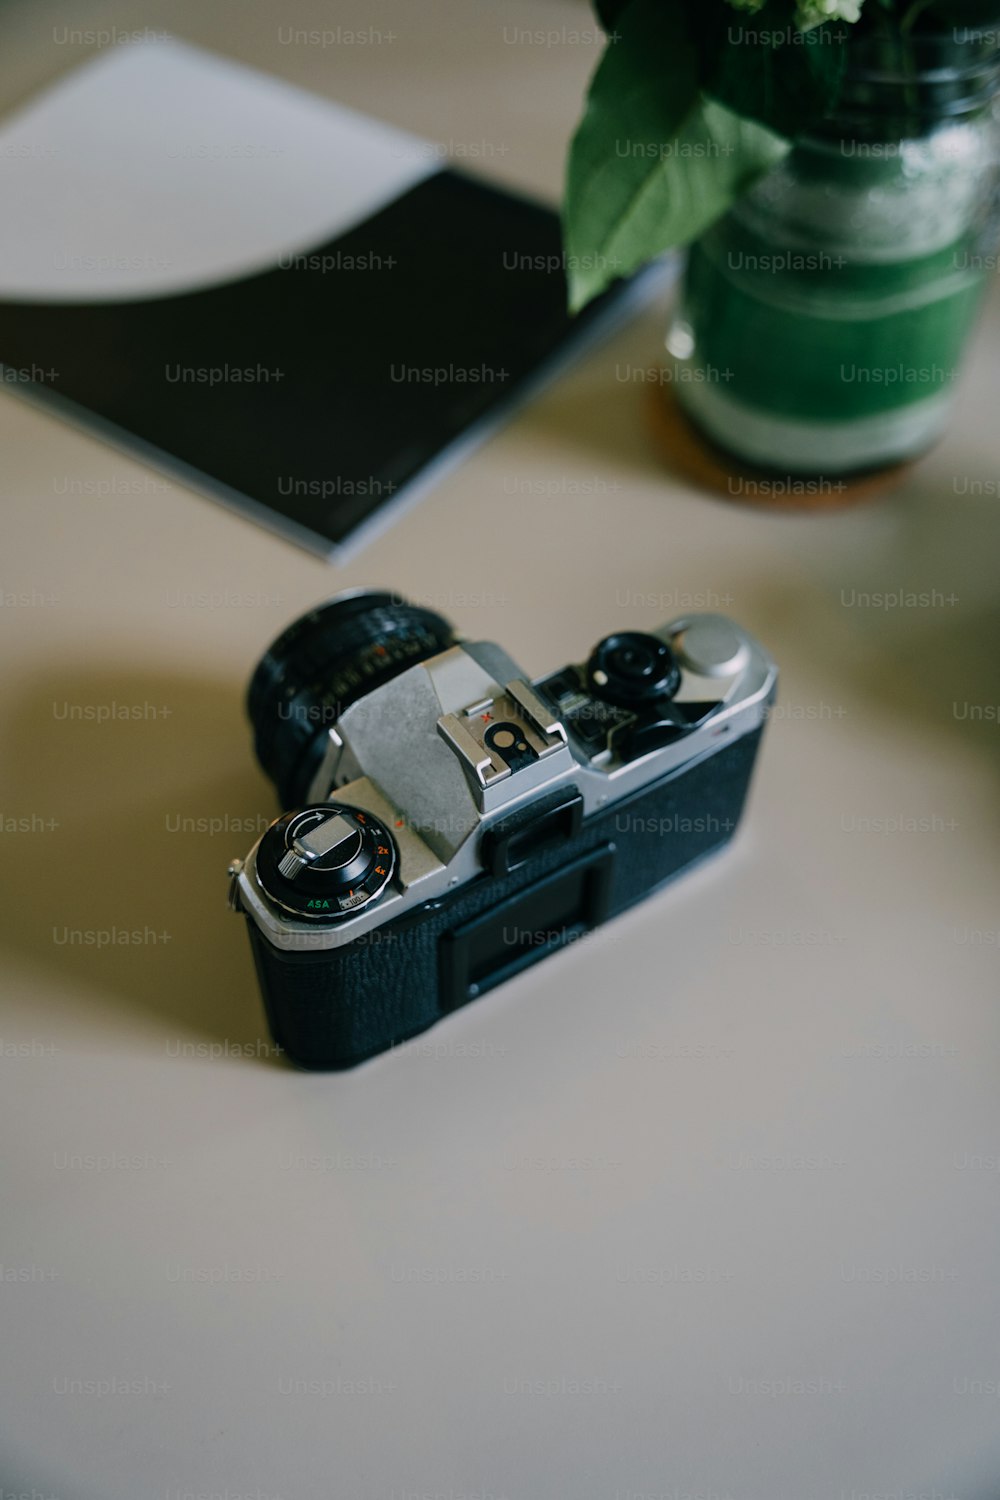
586 631 681 709
247 590 456 807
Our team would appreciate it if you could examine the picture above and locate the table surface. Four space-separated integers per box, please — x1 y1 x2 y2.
4 2 1000 1497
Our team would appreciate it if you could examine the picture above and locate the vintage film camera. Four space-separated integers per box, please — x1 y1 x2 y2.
229 591 776 1067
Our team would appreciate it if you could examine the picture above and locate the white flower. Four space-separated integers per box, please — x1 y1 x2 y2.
794 0 866 27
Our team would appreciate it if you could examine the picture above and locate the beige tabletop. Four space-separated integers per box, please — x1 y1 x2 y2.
3 1 1000 1497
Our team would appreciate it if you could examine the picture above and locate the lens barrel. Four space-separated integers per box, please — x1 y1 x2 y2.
247 591 456 807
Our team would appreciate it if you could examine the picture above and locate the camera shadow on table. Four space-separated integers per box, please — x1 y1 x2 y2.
0 666 283 1058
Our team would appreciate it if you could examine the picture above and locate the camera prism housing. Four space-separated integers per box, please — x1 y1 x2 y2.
230 591 777 1068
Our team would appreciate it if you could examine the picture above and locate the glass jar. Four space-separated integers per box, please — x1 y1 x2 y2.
668 18 1000 477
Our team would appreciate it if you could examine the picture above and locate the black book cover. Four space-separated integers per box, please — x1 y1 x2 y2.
0 42 661 556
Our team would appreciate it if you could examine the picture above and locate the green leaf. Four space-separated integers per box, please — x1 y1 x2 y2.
705 3 850 137
564 0 789 310
591 0 637 34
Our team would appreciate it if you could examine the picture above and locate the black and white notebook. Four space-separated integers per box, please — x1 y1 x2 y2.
0 41 665 557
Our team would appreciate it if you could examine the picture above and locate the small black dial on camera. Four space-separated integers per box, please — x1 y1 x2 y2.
256 804 397 922
586 632 681 709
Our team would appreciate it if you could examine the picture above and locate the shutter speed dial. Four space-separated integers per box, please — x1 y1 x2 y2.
586 632 681 710
257 804 397 922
